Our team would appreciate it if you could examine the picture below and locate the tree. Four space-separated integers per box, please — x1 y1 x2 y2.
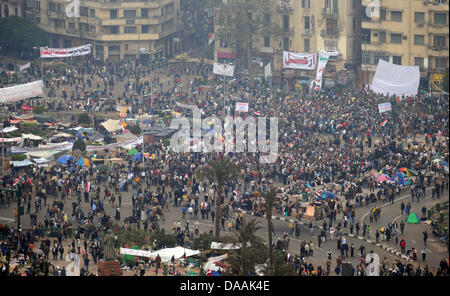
262 186 276 273
129 125 141 135
443 68 449 93
212 0 280 88
72 140 86 152
0 16 49 58
224 218 266 275
78 113 90 125
195 156 240 238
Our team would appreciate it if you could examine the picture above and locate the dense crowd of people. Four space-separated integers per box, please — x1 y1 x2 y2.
0 54 448 276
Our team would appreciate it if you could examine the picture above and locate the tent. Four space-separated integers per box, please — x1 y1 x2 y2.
303 206 316 220
21 133 43 140
132 152 142 162
57 155 73 165
406 212 420 224
11 159 33 167
376 174 391 183
147 246 200 263
101 119 124 132
399 168 411 177
95 164 108 173
76 158 90 168
394 172 405 185
128 149 138 156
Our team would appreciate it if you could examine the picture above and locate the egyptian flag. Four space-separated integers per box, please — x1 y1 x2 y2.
86 181 91 192
12 177 20 187
381 119 387 127
233 190 238 196
185 173 189 180
254 111 262 116
286 252 291 263
87 97 92 105
315 191 321 197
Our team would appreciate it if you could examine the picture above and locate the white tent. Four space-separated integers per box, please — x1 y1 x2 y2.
11 159 33 167
370 59 420 96
22 133 43 140
101 119 124 132
147 246 200 262
2 126 18 133
203 254 228 273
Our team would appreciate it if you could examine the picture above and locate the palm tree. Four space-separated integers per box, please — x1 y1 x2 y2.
262 186 276 274
225 218 266 275
195 156 240 238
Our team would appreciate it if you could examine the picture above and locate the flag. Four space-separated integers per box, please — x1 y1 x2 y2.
233 190 238 196
253 111 262 116
86 181 90 192
12 178 19 187
381 119 387 127
286 252 291 263
87 97 91 105
185 173 189 180
19 62 31 71
208 33 215 46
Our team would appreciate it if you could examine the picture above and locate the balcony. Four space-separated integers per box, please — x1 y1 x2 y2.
281 28 295 36
277 6 294 13
301 29 313 38
320 30 339 38
66 28 79 35
428 45 448 51
322 8 338 18
83 32 98 39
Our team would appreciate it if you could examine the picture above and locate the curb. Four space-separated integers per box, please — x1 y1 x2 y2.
241 209 413 262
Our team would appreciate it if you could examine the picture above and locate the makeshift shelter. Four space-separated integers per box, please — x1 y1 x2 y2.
303 206 316 220
95 164 108 173
147 247 200 263
57 155 73 165
399 168 411 177
11 159 33 167
100 119 124 132
76 158 90 168
132 152 142 162
376 174 391 183
406 212 420 224
128 149 138 156
21 133 43 141
203 254 228 273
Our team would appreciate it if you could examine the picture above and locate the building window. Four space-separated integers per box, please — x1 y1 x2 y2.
110 9 117 19
380 9 386 20
304 16 310 29
142 25 149 33
353 17 357 32
391 11 402 22
414 57 424 69
302 0 310 8
90 25 96 33
433 35 447 48
108 45 120 54
326 18 338 34
124 10 136 19
80 6 88 17
304 39 310 52
414 35 425 45
63 40 71 48
362 29 371 44
264 36 270 47
414 12 425 24
283 15 289 31
69 22 75 29
435 57 448 69
110 26 119 34
379 31 386 43
393 56 402 65
434 13 447 25
264 13 271 25
124 27 137 34
125 44 128 51
283 37 289 51
90 9 95 17
391 33 402 44
141 8 148 18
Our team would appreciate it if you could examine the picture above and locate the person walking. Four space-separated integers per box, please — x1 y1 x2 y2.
423 231 428 246
400 238 406 254
421 249 426 262
400 202 405 215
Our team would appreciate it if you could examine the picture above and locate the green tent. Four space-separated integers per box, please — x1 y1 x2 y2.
406 212 420 224
128 149 138 156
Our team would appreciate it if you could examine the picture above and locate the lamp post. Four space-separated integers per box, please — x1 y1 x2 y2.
32 46 44 82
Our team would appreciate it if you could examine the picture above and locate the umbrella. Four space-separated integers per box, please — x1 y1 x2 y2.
132 152 143 162
76 158 90 168
441 160 449 167
57 155 73 165
399 168 411 176
128 149 138 156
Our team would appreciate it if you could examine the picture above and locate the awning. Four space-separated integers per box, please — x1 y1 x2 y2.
22 133 43 140
2 126 18 133
100 119 124 132
12 159 33 167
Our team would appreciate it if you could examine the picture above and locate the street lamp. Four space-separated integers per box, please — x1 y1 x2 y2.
32 46 44 81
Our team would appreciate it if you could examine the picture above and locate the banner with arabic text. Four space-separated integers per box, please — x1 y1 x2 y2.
312 50 339 91
40 44 91 58
0 80 44 104
86 137 143 152
283 51 316 70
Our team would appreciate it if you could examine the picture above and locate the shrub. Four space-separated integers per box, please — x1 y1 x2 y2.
129 125 141 135
73 140 86 152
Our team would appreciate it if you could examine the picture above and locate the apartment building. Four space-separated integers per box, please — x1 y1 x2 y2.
214 0 362 87
20 0 181 64
361 0 449 89
0 0 24 18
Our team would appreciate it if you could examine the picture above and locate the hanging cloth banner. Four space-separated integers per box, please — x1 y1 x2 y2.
0 80 44 104
283 51 316 70
311 50 339 91
40 44 92 58
213 63 234 77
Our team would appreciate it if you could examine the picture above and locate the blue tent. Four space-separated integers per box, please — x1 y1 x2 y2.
211 271 222 276
57 155 73 165
394 172 405 185
441 160 449 167
132 152 143 162
320 191 336 200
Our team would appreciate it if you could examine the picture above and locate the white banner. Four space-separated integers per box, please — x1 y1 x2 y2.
40 44 91 58
283 51 316 70
86 136 143 151
213 63 234 77
0 80 44 104
370 59 420 96
235 102 249 112
264 63 272 78
120 247 153 258
12 143 73 154
19 62 31 71
0 137 22 143
312 50 339 91
378 102 392 113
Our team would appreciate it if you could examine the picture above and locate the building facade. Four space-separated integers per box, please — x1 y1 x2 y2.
361 0 449 89
20 0 182 64
0 0 25 18
214 0 362 87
